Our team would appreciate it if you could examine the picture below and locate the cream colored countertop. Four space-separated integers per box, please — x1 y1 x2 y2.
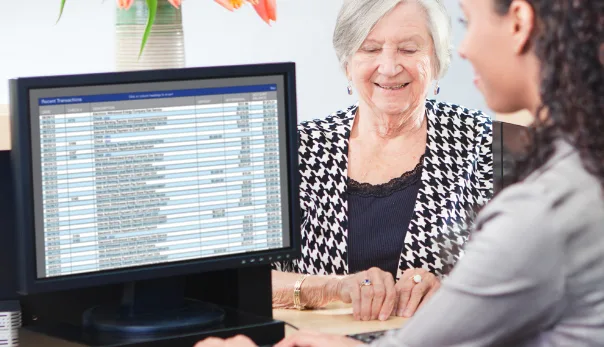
0 104 9 150
273 302 407 336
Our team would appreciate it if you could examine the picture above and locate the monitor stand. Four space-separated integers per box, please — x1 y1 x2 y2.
20 266 285 346
82 277 225 336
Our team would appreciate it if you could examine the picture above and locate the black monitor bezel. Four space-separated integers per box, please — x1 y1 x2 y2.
10 62 301 295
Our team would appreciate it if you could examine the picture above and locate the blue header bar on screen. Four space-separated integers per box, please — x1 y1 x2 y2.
38 84 278 106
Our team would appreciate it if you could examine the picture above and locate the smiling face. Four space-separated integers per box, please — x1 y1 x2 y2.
457 0 538 113
346 1 436 117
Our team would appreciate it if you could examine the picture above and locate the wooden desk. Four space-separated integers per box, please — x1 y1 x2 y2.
274 302 406 336
20 329 82 347
20 303 406 346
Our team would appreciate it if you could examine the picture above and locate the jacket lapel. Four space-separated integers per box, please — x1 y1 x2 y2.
396 101 479 279
299 105 356 275
330 106 356 274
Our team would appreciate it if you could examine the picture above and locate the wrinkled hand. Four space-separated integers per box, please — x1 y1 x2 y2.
330 267 397 321
275 330 364 347
194 335 256 347
394 268 440 317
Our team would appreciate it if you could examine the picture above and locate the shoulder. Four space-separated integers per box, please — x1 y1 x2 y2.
426 99 492 137
297 104 356 148
528 145 604 231
478 143 602 244
464 146 604 292
518 142 601 208
298 104 356 135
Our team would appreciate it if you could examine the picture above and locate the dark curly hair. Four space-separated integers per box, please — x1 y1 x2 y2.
494 0 604 187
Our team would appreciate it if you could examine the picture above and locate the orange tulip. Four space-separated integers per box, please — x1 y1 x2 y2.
214 0 276 24
252 0 276 25
116 0 134 10
214 0 245 11
168 0 181 9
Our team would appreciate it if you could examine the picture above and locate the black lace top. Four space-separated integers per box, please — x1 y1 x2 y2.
347 158 423 279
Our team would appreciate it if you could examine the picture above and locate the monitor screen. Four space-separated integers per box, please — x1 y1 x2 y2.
13 68 297 285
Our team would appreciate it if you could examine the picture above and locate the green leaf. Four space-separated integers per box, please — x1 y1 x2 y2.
56 0 67 23
139 0 158 59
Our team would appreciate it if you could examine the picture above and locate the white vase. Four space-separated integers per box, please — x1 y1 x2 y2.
115 0 186 71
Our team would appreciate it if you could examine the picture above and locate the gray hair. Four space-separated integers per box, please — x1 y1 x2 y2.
333 0 452 79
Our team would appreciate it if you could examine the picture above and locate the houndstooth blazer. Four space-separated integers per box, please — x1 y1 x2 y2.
274 99 493 280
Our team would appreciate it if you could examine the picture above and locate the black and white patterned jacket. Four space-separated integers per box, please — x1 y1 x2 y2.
274 99 493 280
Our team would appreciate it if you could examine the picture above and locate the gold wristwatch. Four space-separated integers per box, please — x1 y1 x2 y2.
293 274 310 310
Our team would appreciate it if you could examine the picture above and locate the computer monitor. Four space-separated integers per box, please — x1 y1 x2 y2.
492 120 529 194
9 62 301 335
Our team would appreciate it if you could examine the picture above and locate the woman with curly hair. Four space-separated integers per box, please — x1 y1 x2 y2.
195 0 604 345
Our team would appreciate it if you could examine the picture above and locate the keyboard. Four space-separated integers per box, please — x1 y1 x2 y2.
347 329 388 344
257 330 388 346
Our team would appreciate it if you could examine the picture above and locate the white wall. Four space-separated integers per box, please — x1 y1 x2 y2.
0 0 490 122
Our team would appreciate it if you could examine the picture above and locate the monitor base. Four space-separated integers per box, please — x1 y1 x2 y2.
82 299 225 336
23 305 285 347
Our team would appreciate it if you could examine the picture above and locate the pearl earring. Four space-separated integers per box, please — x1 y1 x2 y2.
347 82 353 95
434 81 441 95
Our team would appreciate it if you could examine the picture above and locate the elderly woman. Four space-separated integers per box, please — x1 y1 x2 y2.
272 0 493 321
